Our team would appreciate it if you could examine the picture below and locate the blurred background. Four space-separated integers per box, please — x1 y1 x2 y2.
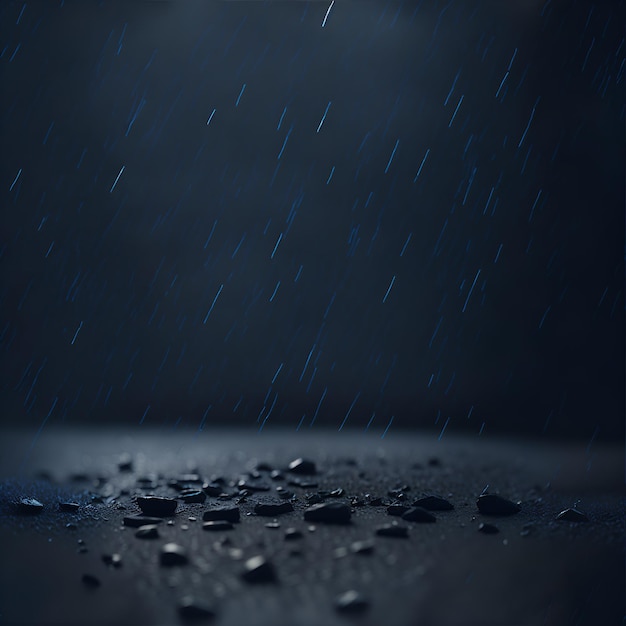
0 0 623 439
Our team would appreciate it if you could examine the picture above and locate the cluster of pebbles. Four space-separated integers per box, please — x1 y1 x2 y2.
10 455 590 622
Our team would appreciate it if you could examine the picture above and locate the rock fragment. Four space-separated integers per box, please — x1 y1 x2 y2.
556 508 589 522
241 556 277 583
135 525 160 539
123 515 164 528
402 507 436 523
412 495 454 511
287 458 317 475
136 496 177 517
476 494 521 516
202 506 240 523
160 543 188 566
335 590 369 613
303 502 351 524
17 498 44 514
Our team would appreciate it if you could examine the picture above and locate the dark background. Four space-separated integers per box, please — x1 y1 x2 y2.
0 0 623 439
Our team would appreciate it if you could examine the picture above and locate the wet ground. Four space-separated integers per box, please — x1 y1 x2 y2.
0 427 623 626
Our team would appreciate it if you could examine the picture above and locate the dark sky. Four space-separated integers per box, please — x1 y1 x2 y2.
1 0 623 438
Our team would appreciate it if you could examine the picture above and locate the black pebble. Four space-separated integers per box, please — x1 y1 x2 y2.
135 524 160 539
335 590 369 613
478 522 500 534
202 483 223 497
265 522 281 529
387 504 409 517
180 491 207 504
303 502 351 525
203 506 240 523
123 515 164 528
350 540 375 555
288 478 319 489
202 521 234 531
376 524 409 538
270 470 284 481
59 502 80 513
306 493 324 505
476 494 521 516
254 500 294 516
287 458 317 475
367 496 385 506
329 488 344 497
241 556 277 583
81 574 101 588
255 462 274 472
17 498 44 514
136 496 178 517
178 597 216 622
177 474 203 484
285 528 303 540
65 523 78 531
117 454 133 472
160 543 188 566
402 507 436 523
102 553 122 568
556 508 589 522
238 479 270 492
275 487 294 500
412 496 454 511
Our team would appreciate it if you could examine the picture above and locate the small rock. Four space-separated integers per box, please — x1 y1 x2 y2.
202 521 234 531
329 488 344 497
285 528 303 540
59 502 80 513
255 462 273 472
478 522 500 535
304 502 351 525
17 498 44 514
335 590 369 613
202 483 224 497
387 504 409 517
180 491 206 504
275 487 294 500
177 474 202 484
160 543 188 566
135 525 160 539
305 493 324 505
237 479 270 492
288 478 318 489
123 515 164 528
178 597 216 622
367 496 385 506
102 553 122 568
376 523 409 538
241 556 277 583
333 547 349 559
556 508 589 522
136 496 178 517
412 496 454 511
254 500 294 516
81 574 100 588
476 494 521 516
402 507 436 523
117 454 133 472
65 523 78 531
265 521 281 529
350 540 375 555
287 458 317 475
270 470 284 481
202 506 240 523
